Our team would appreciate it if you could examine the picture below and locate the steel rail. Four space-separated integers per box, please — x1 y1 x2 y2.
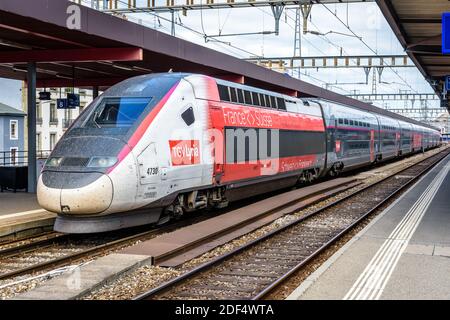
0 213 226 281
253 150 450 299
0 233 68 259
0 231 59 247
0 195 286 281
135 147 450 300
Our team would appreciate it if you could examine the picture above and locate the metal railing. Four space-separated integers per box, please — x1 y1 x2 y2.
0 150 52 167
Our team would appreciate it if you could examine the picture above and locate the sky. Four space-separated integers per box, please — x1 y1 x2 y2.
0 1 441 117
0 78 22 109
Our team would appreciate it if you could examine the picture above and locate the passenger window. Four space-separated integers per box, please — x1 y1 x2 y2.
230 88 237 103
264 95 271 108
349 120 354 125
252 92 260 106
260 94 267 107
217 85 230 101
344 119 349 125
181 106 195 126
338 118 343 124
244 90 252 105
270 96 277 109
277 97 286 110
237 89 244 104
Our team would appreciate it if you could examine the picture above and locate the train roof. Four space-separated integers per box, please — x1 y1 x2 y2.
110 73 440 132
212 75 440 132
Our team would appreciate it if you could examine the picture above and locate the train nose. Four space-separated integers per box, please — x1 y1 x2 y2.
37 172 113 215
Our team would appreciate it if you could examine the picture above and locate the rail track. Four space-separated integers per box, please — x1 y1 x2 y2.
0 175 361 283
135 148 450 300
0 212 235 282
0 231 63 250
0 186 324 282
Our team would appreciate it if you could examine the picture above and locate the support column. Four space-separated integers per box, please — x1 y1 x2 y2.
93 86 99 99
171 11 175 36
27 62 37 193
270 3 284 36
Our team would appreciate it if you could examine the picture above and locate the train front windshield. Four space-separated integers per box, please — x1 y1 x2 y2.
66 74 181 138
83 97 152 128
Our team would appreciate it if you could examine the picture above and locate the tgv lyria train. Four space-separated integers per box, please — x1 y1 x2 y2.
37 73 441 233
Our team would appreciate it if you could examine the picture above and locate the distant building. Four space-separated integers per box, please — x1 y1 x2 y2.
22 86 94 152
0 102 25 165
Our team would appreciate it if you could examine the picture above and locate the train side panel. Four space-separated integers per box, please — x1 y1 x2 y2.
398 120 414 156
375 114 401 161
321 102 378 173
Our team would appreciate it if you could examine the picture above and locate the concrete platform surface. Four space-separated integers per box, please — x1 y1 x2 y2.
0 192 41 215
13 253 152 300
0 193 55 238
288 154 450 300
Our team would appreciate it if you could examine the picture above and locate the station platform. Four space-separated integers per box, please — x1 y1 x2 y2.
0 192 55 240
288 153 450 300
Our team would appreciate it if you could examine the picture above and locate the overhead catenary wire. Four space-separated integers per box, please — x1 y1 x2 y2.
86 1 437 114
319 3 423 96
98 0 263 58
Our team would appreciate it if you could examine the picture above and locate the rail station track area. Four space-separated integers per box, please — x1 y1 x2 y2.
0 145 449 301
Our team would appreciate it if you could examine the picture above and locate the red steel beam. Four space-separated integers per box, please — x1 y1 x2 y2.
214 74 245 84
34 77 127 88
0 47 143 63
276 88 297 97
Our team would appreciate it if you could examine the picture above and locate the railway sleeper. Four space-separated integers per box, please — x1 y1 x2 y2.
225 263 294 272
257 247 313 255
187 285 259 294
253 253 307 261
170 291 246 300
208 275 275 284
218 270 279 278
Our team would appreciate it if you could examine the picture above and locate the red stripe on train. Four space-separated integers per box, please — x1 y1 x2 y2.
221 154 318 183
108 82 180 173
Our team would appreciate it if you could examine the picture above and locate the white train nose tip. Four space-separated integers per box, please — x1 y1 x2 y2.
37 174 113 215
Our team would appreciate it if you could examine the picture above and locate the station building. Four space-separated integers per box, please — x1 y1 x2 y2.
0 102 25 165
21 86 94 153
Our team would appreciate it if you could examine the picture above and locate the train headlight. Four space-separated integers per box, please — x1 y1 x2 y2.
46 157 63 167
87 157 117 168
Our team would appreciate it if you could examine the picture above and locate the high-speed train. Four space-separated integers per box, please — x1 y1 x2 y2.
37 73 441 233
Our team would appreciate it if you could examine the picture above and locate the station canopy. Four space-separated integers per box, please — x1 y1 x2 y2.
378 0 450 110
0 0 440 128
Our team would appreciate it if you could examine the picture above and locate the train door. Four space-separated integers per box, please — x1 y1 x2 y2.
209 104 225 184
137 142 162 185
328 115 337 154
396 131 401 155
370 129 375 162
